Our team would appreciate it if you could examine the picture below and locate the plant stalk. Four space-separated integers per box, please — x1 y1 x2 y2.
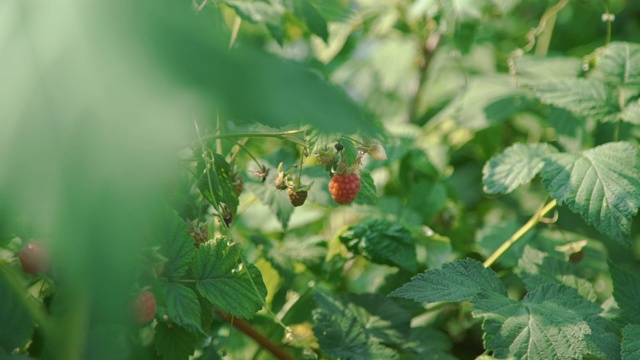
483 199 558 268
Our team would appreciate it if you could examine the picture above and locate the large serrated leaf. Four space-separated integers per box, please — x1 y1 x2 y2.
156 208 196 279
622 324 640 360
516 246 597 301
482 143 558 194
157 279 203 335
610 263 640 325
154 322 197 360
339 219 417 272
354 171 378 205
592 41 640 87
525 79 620 122
541 141 640 247
191 239 266 319
312 291 401 360
389 258 506 303
473 284 615 360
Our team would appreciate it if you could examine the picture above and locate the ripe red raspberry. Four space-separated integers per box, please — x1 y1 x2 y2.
287 188 308 207
131 290 156 324
329 174 361 205
18 241 51 274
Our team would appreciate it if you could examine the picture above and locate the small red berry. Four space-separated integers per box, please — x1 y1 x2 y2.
287 188 308 207
329 174 361 205
18 241 51 274
131 290 156 324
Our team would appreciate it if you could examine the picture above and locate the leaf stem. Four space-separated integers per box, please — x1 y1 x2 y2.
483 199 558 268
216 311 295 360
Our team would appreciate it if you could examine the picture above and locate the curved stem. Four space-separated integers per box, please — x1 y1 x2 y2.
483 199 558 268
223 138 263 171
216 311 294 360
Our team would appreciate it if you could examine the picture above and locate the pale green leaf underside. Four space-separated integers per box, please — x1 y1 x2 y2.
525 79 620 121
622 324 640 360
541 142 640 247
620 100 640 125
593 41 640 87
191 240 266 319
473 284 600 360
483 143 558 194
389 258 506 303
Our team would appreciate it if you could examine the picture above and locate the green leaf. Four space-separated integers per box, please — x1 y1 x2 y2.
312 290 400 360
482 143 558 194
156 208 196 279
610 263 640 325
354 171 378 205
198 153 239 216
157 279 203 335
154 322 197 360
339 219 417 272
540 141 640 247
516 246 597 301
339 136 358 166
473 284 614 360
246 181 293 231
620 100 640 125
0 271 34 353
592 41 640 87
622 324 640 360
295 0 329 42
348 293 411 346
389 258 506 303
191 239 266 319
525 79 620 121
308 0 352 22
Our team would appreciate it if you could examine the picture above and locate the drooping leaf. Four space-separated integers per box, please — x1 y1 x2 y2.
622 324 640 360
540 141 640 247
482 143 558 194
390 258 506 303
473 284 616 360
354 171 378 205
525 79 620 122
312 290 400 360
610 263 640 325
156 208 196 279
348 293 411 346
191 239 266 319
157 279 203 335
0 271 34 353
592 41 640 87
516 246 597 301
339 219 417 272
339 136 358 166
154 322 197 360
198 153 239 216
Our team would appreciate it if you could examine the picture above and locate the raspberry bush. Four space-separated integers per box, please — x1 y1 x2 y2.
2 1 640 360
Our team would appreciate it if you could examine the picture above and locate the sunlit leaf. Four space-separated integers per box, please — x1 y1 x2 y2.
525 79 620 122
541 142 640 247
482 143 558 194
592 41 640 87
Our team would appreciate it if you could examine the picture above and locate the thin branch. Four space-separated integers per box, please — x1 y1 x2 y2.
216 311 295 360
483 199 558 268
409 30 441 123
